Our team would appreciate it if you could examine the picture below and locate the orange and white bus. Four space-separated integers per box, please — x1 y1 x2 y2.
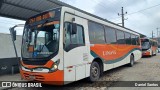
12 6 142 85
141 38 158 56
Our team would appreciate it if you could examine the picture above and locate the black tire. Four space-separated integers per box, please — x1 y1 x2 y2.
128 55 134 67
152 51 154 56
88 61 100 82
155 52 157 56
149 55 152 57
154 51 157 56
149 51 153 57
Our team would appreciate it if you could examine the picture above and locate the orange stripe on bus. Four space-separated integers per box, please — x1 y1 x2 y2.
90 44 140 61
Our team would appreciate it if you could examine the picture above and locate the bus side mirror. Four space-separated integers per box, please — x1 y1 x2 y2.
10 28 17 41
72 23 77 34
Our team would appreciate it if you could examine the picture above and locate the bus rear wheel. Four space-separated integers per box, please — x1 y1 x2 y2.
88 61 100 82
151 51 154 56
155 52 157 56
128 54 134 67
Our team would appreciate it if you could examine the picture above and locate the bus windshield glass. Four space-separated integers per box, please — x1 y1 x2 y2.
141 41 150 50
22 9 61 59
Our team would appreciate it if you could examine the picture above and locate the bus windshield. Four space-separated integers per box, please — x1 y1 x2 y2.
141 41 150 50
22 22 60 59
21 8 61 59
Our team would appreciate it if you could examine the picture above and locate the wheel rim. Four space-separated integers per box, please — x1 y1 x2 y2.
91 66 99 77
131 59 133 65
131 56 134 65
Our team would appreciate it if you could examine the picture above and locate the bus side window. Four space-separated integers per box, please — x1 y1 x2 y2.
88 21 105 44
76 25 85 44
105 26 117 44
71 25 84 44
116 30 125 44
150 41 152 47
64 22 72 49
125 32 131 45
135 35 140 45
64 22 85 51
131 34 137 45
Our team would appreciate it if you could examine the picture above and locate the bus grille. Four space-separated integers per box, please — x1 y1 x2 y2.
24 73 45 81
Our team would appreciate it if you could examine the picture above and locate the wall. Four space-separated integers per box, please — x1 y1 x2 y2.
0 33 22 58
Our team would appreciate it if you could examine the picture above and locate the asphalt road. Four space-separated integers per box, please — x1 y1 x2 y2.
9 53 160 90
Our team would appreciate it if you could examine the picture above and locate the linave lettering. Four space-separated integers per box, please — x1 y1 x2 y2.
103 51 117 56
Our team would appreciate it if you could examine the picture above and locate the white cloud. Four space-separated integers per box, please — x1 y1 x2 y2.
61 0 160 37
61 0 97 13
93 0 160 37
1 0 160 37
0 17 25 35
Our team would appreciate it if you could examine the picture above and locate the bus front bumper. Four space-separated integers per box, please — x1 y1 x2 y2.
20 69 64 85
142 51 151 56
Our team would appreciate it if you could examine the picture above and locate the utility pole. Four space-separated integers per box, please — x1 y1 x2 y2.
157 28 159 37
152 30 154 38
118 7 127 27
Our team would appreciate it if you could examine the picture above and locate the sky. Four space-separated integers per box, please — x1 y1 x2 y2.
61 0 160 37
1 0 160 37
0 17 25 35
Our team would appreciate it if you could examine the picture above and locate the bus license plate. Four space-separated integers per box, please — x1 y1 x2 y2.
29 75 35 80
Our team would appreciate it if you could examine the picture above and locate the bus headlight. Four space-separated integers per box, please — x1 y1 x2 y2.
50 65 58 71
20 64 25 70
21 65 25 70
20 64 30 72
49 59 60 72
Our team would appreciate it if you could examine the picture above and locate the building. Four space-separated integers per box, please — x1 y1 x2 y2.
0 33 22 75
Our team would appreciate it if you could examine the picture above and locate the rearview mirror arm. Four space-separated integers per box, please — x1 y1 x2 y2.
9 27 18 58
9 24 24 60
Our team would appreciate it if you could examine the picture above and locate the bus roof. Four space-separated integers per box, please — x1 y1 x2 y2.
27 6 144 36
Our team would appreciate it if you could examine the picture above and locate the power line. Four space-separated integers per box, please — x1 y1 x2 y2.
92 0 110 10
111 3 160 21
127 3 160 16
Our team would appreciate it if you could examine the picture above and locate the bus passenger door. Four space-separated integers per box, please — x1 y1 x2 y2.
63 13 89 83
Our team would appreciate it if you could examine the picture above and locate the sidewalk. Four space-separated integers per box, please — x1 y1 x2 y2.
0 73 26 90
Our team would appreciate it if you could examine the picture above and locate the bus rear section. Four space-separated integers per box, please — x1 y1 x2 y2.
151 40 158 56
141 38 158 56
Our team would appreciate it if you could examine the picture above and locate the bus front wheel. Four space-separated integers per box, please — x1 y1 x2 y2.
88 61 100 82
